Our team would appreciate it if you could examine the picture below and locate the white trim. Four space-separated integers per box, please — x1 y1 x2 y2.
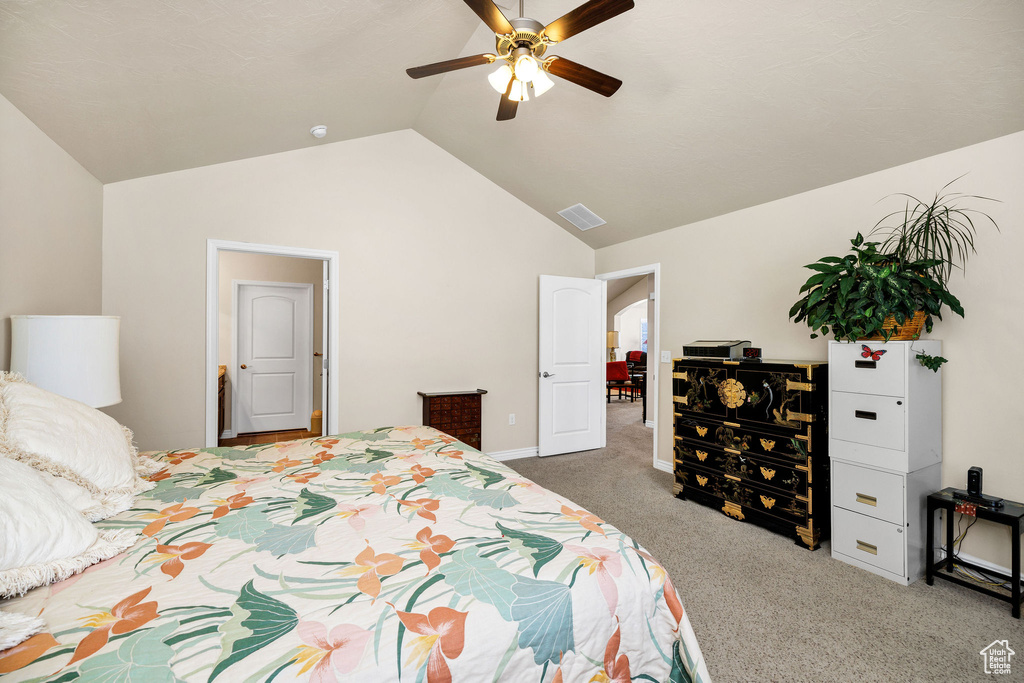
645 420 655 428
939 547 1024 586
596 263 661 473
206 239 341 448
220 429 236 440
488 447 538 462
653 459 672 474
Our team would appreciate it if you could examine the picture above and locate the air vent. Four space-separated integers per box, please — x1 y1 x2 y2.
557 203 606 231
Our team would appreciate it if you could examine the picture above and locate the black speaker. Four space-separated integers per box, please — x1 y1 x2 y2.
967 466 983 497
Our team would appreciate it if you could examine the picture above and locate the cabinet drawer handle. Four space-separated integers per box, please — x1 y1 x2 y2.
855 493 878 506
855 360 877 369
856 540 878 555
854 410 877 420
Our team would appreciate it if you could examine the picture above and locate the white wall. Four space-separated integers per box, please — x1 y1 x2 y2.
596 131 1024 569
607 277 649 357
218 251 324 434
0 93 103 368
615 300 646 355
102 129 594 452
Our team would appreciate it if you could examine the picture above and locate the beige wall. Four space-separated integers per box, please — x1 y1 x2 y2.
615 301 646 355
607 277 649 357
0 93 103 368
596 131 1024 569
218 251 324 434
102 129 594 452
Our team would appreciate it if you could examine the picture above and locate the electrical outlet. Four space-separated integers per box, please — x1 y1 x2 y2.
661 350 671 363
508 413 516 426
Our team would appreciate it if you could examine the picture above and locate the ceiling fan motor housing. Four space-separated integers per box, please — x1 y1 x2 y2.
495 16 548 61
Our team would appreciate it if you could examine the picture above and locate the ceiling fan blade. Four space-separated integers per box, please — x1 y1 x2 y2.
545 57 622 97
542 0 634 43
464 0 515 35
496 78 518 121
406 54 494 79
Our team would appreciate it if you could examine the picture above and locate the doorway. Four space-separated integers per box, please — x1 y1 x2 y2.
536 266 661 470
597 264 660 471
205 240 340 448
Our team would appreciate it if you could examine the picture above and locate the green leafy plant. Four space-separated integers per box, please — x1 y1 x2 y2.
869 176 999 286
788 233 964 342
915 352 948 372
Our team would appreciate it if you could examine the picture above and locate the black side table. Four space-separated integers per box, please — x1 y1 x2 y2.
926 487 1024 618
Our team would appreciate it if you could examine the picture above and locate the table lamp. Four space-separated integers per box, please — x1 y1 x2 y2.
607 331 619 362
9 315 122 407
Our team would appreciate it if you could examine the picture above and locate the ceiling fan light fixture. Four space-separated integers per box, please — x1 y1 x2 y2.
508 78 529 102
531 69 554 97
488 64 513 93
513 50 539 82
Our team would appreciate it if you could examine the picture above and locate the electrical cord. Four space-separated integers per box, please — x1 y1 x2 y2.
948 511 1014 591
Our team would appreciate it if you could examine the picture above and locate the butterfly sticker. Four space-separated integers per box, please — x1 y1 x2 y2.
861 345 887 361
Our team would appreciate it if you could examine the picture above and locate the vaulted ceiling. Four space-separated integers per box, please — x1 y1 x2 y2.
2 0 1023 248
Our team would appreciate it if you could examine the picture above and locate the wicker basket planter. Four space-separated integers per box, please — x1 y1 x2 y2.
863 310 927 341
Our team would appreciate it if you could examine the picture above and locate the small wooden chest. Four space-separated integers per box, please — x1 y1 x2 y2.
418 390 487 451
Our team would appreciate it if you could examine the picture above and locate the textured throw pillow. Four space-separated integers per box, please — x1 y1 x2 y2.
0 373 160 521
0 458 139 603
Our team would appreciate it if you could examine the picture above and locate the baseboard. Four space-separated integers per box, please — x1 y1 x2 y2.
653 459 672 473
939 546 1024 585
645 420 655 428
220 429 235 440
488 447 538 461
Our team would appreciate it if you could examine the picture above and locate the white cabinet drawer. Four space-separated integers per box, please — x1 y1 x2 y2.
829 342 905 397
831 392 905 451
833 507 905 577
832 460 904 525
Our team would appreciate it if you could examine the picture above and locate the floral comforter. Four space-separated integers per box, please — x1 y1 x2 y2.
1 426 709 682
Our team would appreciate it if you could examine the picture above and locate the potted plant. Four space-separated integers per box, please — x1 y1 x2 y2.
869 176 1000 286
789 180 998 370
789 233 961 341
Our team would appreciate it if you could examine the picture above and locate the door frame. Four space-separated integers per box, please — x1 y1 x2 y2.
205 239 340 447
231 280 314 437
596 263 662 472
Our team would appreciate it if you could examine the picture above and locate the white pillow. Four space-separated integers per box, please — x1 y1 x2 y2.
0 458 139 601
0 373 156 521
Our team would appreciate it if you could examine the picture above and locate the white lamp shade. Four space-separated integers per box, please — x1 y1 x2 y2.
531 69 555 97
10 315 122 408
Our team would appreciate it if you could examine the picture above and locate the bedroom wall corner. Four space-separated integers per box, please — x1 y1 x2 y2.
0 93 103 371
101 129 595 453
595 131 1024 570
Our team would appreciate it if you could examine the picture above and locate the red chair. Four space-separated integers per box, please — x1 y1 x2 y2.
606 361 636 402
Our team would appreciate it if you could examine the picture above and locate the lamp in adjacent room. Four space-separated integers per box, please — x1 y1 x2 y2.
607 330 619 362
10 315 122 408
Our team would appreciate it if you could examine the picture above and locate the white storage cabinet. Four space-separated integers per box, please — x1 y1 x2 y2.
828 340 942 585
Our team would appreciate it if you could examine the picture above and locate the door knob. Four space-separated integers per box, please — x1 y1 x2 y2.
240 364 247 369
541 371 555 378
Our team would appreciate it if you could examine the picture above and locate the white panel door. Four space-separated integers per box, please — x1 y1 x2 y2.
235 282 313 434
538 275 605 457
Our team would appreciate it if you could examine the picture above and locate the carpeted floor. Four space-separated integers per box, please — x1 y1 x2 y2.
508 401 1021 682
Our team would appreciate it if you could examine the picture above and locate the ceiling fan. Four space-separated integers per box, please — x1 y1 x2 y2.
406 0 635 121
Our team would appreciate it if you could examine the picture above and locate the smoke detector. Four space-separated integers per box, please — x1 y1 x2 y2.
310 125 327 139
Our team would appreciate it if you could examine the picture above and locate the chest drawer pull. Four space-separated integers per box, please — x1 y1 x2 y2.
856 540 878 555
855 493 878 506
855 360 877 369
854 410 877 420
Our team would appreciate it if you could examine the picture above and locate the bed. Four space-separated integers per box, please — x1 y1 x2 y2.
1 425 709 682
